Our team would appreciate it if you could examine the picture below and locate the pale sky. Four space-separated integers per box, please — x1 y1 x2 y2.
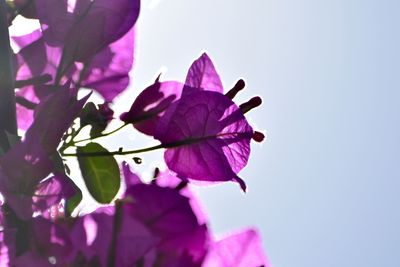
114 1 400 267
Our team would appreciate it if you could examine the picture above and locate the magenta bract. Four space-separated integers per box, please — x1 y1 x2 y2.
70 207 157 267
184 53 224 95
203 229 270 267
13 28 134 128
125 183 209 266
33 174 77 215
121 161 141 187
121 80 183 136
76 27 135 101
34 0 139 61
0 86 88 219
155 90 253 191
123 53 254 190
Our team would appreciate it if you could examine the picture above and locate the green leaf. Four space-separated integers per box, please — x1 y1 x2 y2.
77 142 120 203
5 131 20 147
65 188 82 217
50 150 82 216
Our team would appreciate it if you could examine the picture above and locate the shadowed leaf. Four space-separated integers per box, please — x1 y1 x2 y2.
77 142 120 203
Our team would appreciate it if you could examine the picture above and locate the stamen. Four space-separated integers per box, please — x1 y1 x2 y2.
240 96 262 114
225 79 245 99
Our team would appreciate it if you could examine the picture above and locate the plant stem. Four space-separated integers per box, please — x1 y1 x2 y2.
0 0 17 139
59 123 129 153
108 201 123 267
0 0 30 258
62 143 165 157
62 132 248 158
61 135 218 157
74 123 129 144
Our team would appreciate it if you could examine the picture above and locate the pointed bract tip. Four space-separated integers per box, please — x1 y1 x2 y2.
155 72 163 83
234 176 247 192
62 80 72 90
79 91 92 103
200 52 211 59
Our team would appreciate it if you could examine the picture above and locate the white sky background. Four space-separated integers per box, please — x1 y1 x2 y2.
117 1 399 267
11 0 400 266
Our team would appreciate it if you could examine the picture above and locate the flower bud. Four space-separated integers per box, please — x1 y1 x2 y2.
252 131 265 142
80 102 114 137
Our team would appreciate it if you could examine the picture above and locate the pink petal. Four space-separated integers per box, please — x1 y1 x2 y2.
121 80 183 136
155 91 253 190
184 53 224 95
203 229 270 267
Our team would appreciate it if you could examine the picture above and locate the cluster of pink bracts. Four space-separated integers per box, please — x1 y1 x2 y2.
0 0 268 266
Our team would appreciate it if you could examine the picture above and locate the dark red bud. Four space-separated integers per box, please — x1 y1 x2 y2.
98 103 114 122
252 131 265 142
81 102 114 138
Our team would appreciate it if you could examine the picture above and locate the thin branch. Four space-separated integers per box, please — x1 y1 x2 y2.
62 143 165 157
0 0 17 136
15 96 37 110
73 123 128 144
61 133 244 157
0 0 29 258
14 74 52 88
